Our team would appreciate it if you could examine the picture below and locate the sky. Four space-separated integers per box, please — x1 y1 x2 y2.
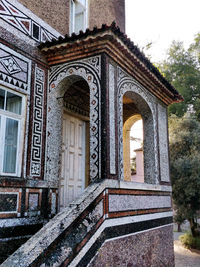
125 0 200 63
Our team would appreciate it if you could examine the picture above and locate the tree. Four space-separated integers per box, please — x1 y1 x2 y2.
159 39 200 120
189 33 200 65
174 208 186 232
169 115 200 237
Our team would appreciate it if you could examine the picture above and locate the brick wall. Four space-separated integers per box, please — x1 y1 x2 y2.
89 0 125 32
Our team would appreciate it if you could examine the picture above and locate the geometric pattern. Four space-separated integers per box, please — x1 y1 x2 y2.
30 66 44 177
117 67 157 180
0 0 57 42
0 43 31 91
49 56 101 181
0 56 21 74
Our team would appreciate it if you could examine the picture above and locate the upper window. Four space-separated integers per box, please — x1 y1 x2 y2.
0 87 25 177
70 0 88 34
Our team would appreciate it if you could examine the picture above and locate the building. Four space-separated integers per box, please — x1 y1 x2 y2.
0 0 182 265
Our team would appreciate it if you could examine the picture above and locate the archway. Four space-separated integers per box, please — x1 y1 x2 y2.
46 62 101 210
123 113 144 182
119 87 156 184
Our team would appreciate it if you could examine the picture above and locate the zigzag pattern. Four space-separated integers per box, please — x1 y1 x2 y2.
0 0 57 42
0 72 27 90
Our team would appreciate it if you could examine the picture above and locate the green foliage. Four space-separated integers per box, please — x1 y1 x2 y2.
174 209 185 225
169 115 200 235
189 33 200 65
159 38 200 120
179 233 200 250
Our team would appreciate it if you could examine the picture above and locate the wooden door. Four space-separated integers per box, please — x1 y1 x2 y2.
60 113 86 210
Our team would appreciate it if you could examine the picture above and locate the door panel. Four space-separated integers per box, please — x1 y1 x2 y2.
60 113 86 210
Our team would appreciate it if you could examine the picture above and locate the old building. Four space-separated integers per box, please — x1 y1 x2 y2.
0 0 182 265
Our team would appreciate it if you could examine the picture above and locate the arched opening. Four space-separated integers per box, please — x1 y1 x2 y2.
60 78 90 209
122 91 155 184
123 115 144 182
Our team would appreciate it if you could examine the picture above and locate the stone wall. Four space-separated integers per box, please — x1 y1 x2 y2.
2 180 174 266
89 225 174 267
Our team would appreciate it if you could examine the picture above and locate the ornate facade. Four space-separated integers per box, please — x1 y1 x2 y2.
0 0 182 266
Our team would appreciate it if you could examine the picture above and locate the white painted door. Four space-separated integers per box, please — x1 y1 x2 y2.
60 113 86 210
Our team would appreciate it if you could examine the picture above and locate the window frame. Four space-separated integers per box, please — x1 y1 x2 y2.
70 0 88 34
0 87 26 177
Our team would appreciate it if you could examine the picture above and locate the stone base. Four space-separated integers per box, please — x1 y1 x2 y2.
0 237 29 264
89 225 174 267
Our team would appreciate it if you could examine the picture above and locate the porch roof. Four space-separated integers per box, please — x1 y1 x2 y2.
39 22 183 105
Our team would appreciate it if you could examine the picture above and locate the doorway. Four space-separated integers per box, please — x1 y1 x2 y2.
59 78 90 210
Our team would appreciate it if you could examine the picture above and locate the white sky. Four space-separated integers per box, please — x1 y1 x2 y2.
125 0 200 62
130 119 143 157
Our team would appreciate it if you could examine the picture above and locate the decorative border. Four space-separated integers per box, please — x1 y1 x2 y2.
30 66 44 177
0 188 22 218
0 42 32 92
0 0 59 42
33 187 172 266
24 188 42 216
117 67 158 181
109 64 116 174
49 56 101 181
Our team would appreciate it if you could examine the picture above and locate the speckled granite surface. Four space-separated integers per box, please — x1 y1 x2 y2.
88 225 174 267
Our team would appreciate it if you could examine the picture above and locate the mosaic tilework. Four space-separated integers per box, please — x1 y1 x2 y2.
0 42 31 92
0 0 57 42
109 64 116 174
30 66 44 177
117 67 159 183
49 56 101 181
158 103 170 182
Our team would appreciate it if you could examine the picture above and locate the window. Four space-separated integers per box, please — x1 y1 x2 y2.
70 0 88 34
0 87 25 177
